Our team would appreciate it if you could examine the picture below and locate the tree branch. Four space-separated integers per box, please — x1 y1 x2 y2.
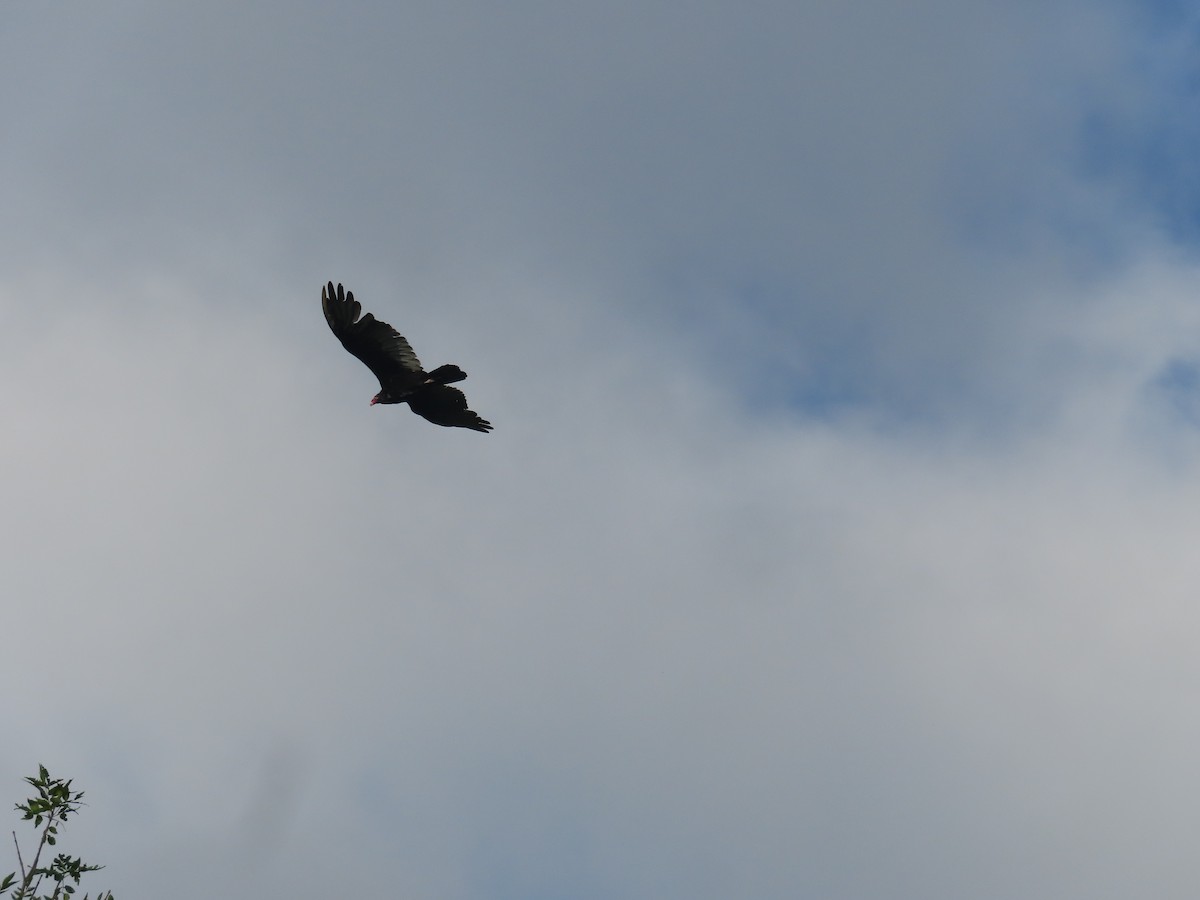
10 832 23 882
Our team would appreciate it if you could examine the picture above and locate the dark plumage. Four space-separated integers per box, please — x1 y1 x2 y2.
322 282 492 432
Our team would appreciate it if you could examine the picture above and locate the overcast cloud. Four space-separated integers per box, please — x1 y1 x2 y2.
4 2 1200 898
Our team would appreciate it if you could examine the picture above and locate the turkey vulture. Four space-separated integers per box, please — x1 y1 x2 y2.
322 282 493 433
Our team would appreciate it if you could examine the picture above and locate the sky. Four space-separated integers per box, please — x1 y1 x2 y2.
4 1 1200 898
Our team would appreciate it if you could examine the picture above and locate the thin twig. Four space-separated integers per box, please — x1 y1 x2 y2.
11 831 24 880
23 811 55 899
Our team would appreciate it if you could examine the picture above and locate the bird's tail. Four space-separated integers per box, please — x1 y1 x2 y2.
427 364 467 384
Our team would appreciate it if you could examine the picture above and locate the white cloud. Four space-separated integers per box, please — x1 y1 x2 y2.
3 2 1200 899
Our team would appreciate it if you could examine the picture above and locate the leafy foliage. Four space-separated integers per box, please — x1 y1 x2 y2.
0 766 112 900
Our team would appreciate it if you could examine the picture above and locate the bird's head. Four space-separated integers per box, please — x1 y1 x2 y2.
370 390 398 405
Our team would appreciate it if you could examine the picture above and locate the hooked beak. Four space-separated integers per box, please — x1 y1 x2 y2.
370 396 380 406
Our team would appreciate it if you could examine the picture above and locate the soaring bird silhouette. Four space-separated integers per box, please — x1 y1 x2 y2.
322 282 492 432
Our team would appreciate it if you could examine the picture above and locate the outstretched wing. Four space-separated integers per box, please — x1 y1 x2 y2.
407 383 493 433
322 282 425 389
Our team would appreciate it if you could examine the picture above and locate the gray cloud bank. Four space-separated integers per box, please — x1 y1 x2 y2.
3 2 1200 898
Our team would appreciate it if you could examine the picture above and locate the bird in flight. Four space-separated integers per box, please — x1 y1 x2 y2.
322 281 493 432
